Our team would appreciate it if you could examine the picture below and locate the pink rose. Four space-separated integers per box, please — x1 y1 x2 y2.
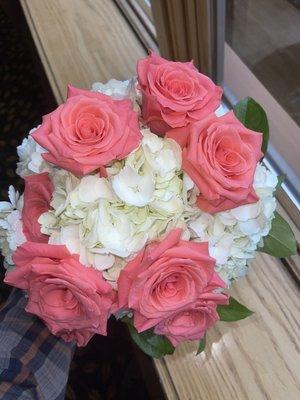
154 301 220 346
32 86 142 176
22 172 53 243
118 229 228 345
5 242 116 346
167 111 263 213
137 52 222 135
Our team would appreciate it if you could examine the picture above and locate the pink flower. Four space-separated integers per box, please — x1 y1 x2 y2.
118 229 228 345
167 111 263 213
5 242 116 346
22 173 53 243
137 52 222 135
32 86 142 176
154 301 220 346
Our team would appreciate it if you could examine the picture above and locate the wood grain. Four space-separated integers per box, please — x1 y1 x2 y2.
19 2 300 399
20 0 146 103
155 253 300 400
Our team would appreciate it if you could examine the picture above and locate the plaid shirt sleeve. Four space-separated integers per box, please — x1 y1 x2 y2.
0 289 75 400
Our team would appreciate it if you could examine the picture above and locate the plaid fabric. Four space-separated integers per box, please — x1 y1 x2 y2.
0 289 75 400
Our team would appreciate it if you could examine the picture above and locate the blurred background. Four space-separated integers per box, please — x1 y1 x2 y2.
0 1 299 399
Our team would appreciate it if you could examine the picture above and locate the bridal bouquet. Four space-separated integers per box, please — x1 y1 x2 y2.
0 53 296 357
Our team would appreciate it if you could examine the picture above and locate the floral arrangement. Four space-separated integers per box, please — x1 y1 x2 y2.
0 53 296 357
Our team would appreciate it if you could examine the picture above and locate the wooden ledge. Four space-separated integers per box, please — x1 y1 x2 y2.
155 253 300 399
20 0 146 103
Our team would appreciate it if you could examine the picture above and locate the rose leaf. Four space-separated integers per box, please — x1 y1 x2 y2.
258 211 297 257
196 334 206 355
217 297 253 322
124 318 175 358
233 97 269 154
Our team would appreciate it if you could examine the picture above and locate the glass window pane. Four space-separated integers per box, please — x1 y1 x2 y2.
226 0 300 125
225 0 300 202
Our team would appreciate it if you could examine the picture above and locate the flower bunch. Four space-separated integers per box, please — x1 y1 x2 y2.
0 53 296 356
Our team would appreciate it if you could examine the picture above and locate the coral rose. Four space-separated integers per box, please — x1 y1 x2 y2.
5 242 116 346
167 111 263 213
137 52 222 135
32 86 142 176
118 229 228 345
22 172 53 243
154 300 221 346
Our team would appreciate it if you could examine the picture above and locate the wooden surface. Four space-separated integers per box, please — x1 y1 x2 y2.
20 0 146 103
20 2 300 399
155 253 300 400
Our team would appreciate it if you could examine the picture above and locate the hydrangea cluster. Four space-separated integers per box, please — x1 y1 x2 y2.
188 164 277 283
38 130 185 275
0 186 25 267
16 127 52 177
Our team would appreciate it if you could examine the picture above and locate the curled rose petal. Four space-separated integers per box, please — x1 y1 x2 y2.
22 172 53 243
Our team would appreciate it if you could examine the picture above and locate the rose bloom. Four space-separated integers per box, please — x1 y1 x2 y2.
167 111 263 213
118 229 228 346
32 86 142 176
5 242 116 346
137 52 222 135
155 300 221 346
22 172 53 243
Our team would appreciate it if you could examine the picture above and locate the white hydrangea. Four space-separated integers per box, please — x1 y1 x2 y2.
91 78 141 113
40 173 117 270
112 129 182 213
91 79 132 100
112 164 154 207
39 134 185 279
0 186 26 268
102 257 126 290
16 128 52 177
187 164 277 284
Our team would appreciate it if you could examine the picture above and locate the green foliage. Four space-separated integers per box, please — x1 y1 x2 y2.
196 335 206 355
124 318 175 358
258 211 297 257
233 97 269 154
217 297 253 322
276 174 286 191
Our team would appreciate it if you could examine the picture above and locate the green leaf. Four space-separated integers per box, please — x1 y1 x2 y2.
258 211 297 257
233 97 269 154
276 174 286 191
124 319 175 358
217 297 253 322
196 335 206 355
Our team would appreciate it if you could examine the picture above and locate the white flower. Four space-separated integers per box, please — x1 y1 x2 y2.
40 145 186 273
95 199 148 257
16 128 52 177
111 130 182 212
92 78 141 113
6 210 25 251
48 224 116 271
112 165 155 207
91 79 132 100
187 164 278 284
141 130 181 180
151 175 184 216
103 258 126 289
0 186 26 267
